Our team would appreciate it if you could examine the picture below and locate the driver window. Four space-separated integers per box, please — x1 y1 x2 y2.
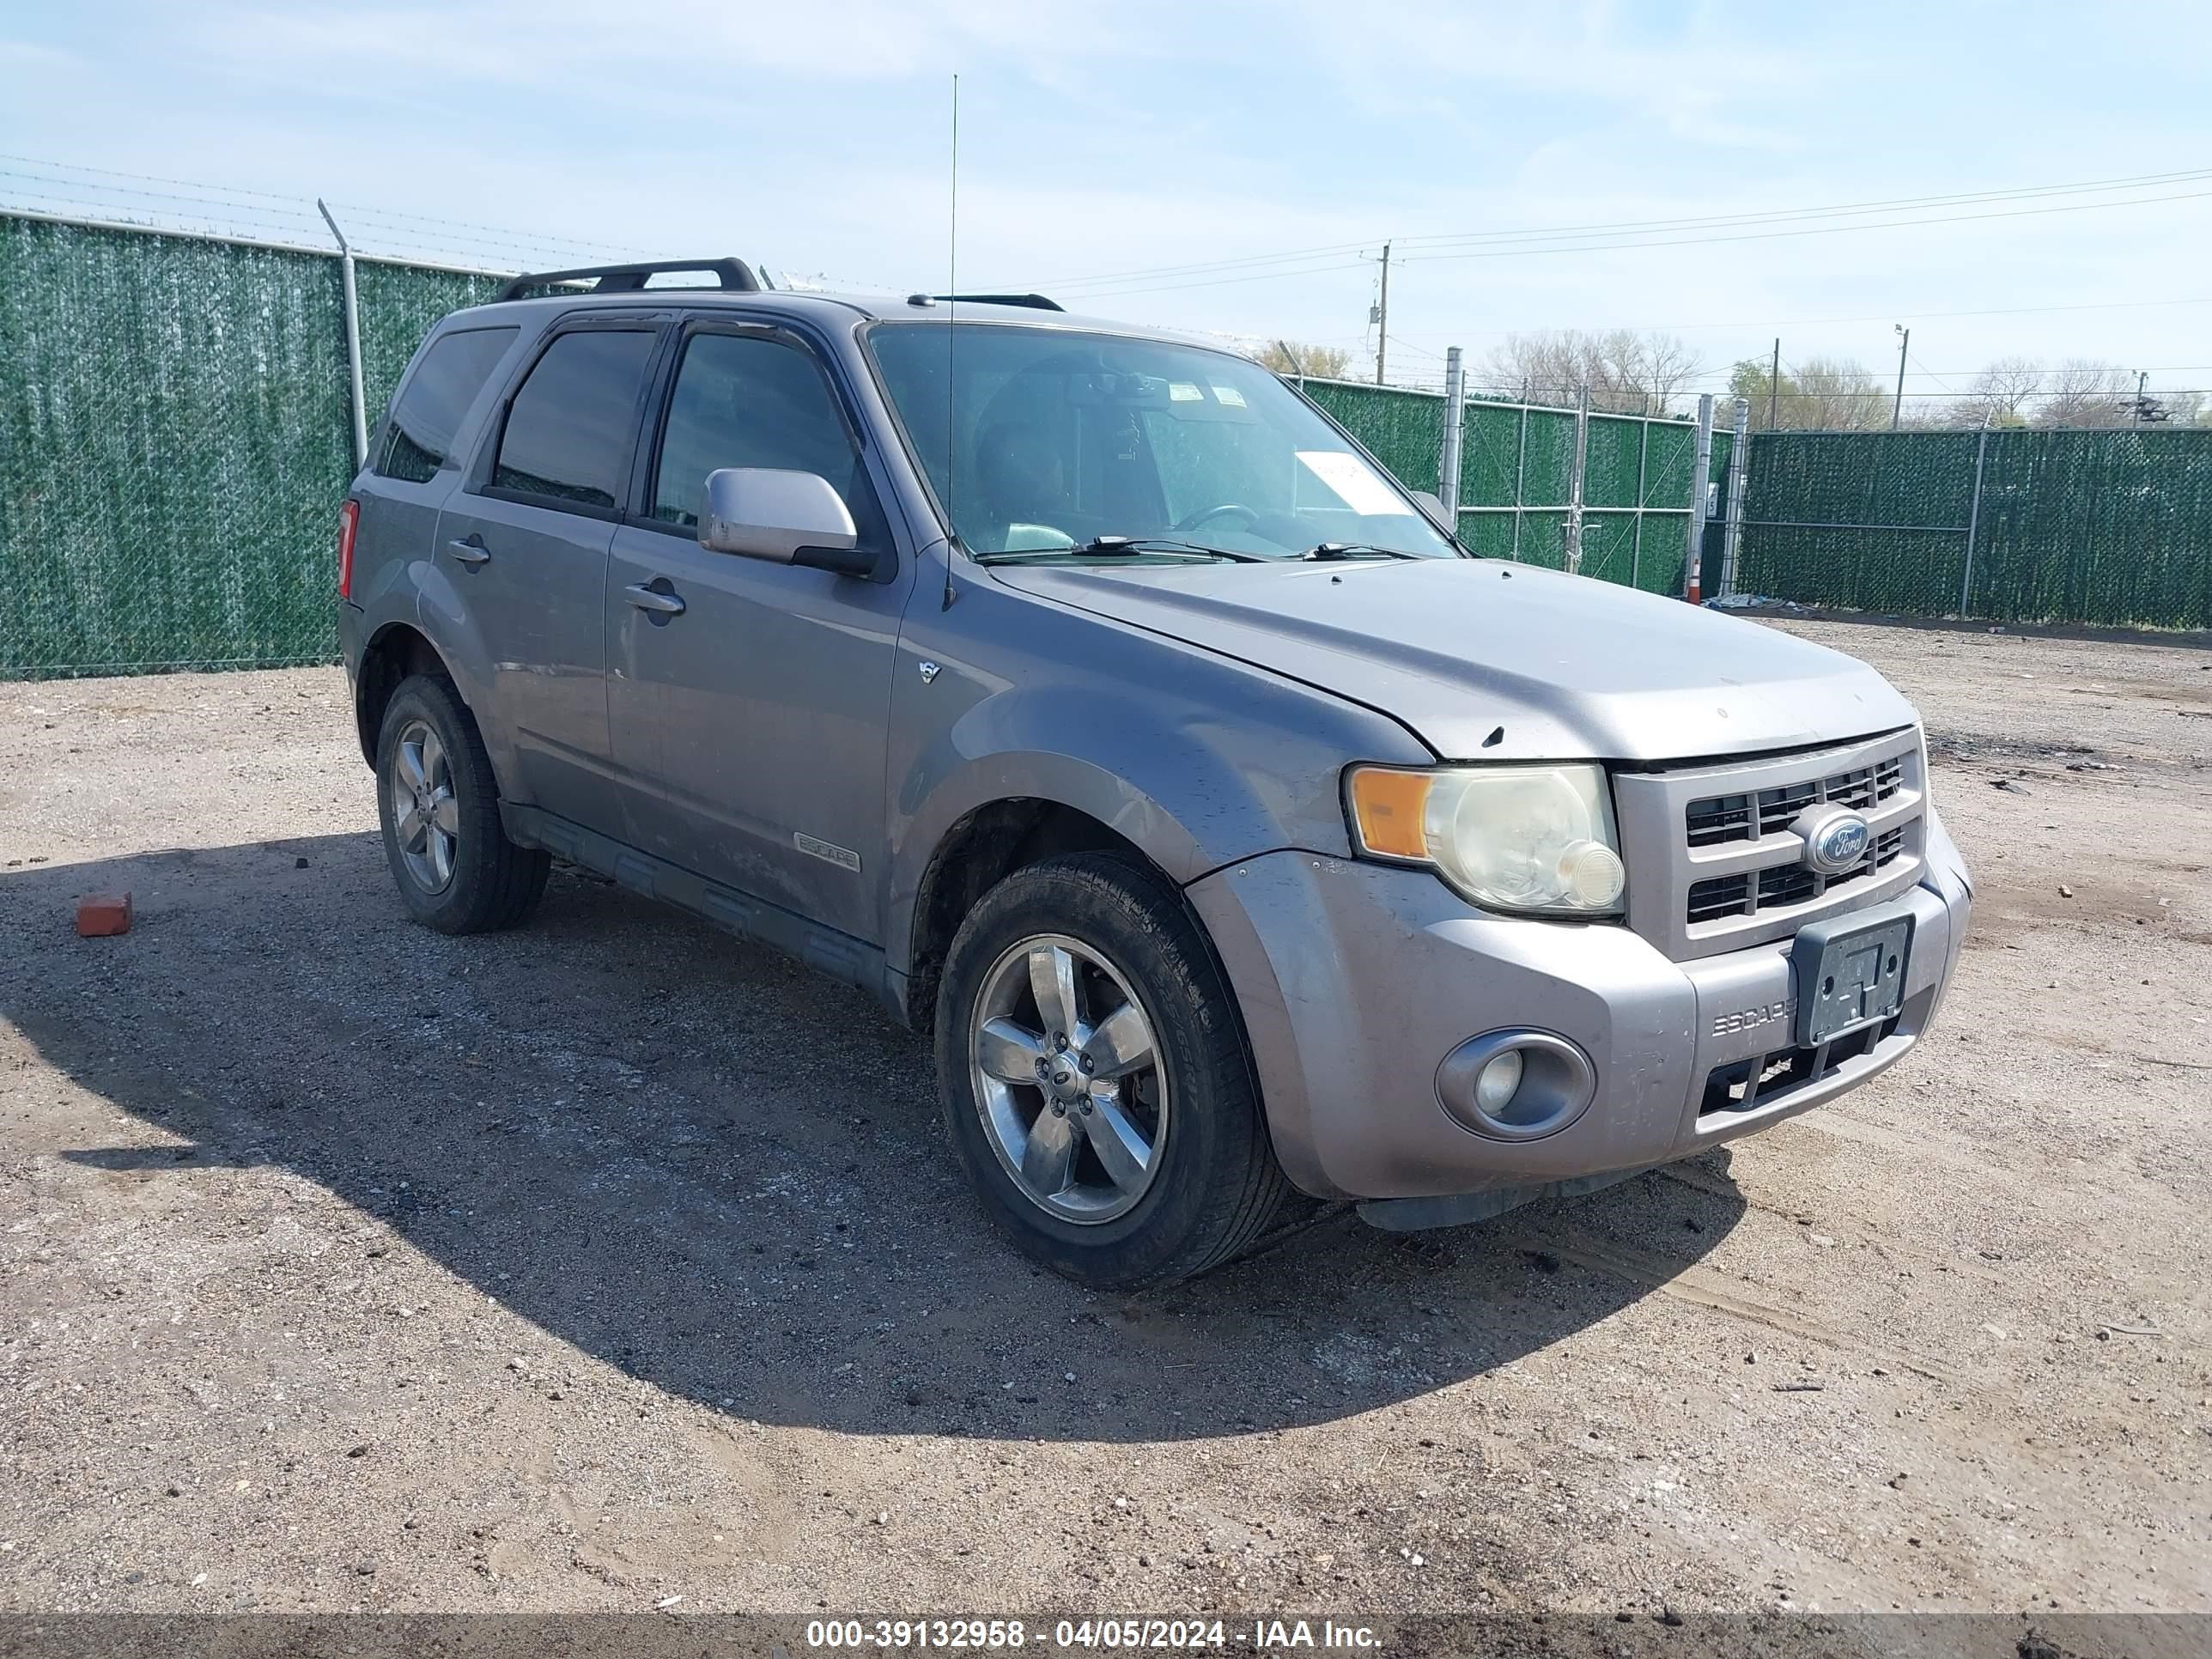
651 333 883 538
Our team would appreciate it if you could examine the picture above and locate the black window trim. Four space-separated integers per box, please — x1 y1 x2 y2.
371 321 522 484
466 312 674 524
625 315 891 565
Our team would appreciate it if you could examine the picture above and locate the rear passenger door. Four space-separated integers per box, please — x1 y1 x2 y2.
605 319 913 945
355 323 520 594
431 317 662 836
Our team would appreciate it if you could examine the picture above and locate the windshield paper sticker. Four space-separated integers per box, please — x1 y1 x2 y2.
1297 449 1413 515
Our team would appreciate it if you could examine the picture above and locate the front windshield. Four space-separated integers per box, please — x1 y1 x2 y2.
866 322 1461 560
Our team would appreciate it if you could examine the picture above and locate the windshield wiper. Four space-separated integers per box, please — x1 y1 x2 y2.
1302 542 1420 561
975 536 1266 565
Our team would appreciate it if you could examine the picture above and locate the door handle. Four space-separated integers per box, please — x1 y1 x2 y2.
445 538 490 565
623 583 686 616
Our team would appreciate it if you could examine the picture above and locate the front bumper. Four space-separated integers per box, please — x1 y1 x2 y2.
1184 810 1972 1202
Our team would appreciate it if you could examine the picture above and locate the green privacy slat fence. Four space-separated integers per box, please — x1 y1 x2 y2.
1739 428 2212 628
9 212 2208 680
0 214 501 678
1307 379 1712 592
0 217 356 675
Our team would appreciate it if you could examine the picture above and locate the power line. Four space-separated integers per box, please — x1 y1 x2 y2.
1374 294 2212 357
1907 350 1959 395
1055 184 2212 301
1396 187 2212 266
1393 167 2212 254
1038 162 2212 295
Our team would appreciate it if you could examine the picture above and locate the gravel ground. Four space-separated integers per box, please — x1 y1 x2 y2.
0 618 2206 1620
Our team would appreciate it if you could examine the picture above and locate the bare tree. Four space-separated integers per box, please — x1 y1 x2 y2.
2037 359 2135 428
1251 339 1353 380
1480 330 1703 415
2160 390 2209 426
1944 356 2043 428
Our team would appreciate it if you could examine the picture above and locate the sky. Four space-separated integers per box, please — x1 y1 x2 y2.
4 0 2210 408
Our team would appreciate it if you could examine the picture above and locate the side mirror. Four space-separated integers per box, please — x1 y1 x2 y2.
701 468 873 576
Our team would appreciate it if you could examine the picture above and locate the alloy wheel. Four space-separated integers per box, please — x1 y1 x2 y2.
387 718 459 894
969 933 1170 1224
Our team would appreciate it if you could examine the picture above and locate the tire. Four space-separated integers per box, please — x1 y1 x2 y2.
934 851 1297 1289
374 673 550 935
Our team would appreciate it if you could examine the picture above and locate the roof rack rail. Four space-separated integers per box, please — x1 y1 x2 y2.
495 258 763 303
928 292 1064 312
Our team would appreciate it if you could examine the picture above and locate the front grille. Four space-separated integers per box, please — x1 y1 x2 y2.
1687 825 1908 923
1617 727 1928 962
1685 752 1905 848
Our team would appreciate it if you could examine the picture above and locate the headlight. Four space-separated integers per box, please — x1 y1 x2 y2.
1346 762 1627 917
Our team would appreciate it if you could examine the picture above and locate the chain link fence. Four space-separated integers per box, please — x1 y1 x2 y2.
1740 427 2212 628
0 214 500 678
6 207 2209 680
1306 380 1719 595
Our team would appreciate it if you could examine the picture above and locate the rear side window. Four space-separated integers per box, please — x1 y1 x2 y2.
376 325 516 483
491 329 658 510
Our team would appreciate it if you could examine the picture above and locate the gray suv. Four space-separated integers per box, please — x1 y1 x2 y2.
338 257 1972 1288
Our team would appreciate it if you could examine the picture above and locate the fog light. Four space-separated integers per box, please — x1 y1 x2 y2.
1474 1049 1524 1115
1435 1030 1599 1141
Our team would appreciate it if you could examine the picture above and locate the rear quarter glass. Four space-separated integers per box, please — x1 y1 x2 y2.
376 325 519 483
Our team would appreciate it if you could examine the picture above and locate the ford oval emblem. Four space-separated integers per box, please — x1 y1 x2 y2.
1801 810 1871 876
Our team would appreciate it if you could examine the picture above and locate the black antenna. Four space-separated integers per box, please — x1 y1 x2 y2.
941 73 960 611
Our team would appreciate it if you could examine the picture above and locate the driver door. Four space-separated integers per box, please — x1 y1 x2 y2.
605 321 912 944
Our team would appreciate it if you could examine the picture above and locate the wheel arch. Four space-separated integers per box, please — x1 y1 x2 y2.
905 796 1193 1036
353 622 456 765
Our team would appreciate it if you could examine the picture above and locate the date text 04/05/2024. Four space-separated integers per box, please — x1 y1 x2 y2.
802 1619 1382 1650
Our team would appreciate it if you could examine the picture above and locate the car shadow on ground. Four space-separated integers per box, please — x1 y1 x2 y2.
1 833 1746 1444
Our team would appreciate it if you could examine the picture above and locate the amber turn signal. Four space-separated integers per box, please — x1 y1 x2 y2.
1346 767 1433 860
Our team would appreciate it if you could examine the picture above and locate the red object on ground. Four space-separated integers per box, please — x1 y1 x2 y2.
76 892 133 937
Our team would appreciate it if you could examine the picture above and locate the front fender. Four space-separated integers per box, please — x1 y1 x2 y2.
883 561 1431 976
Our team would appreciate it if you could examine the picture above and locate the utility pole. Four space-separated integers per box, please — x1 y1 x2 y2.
2136 369 2148 426
1892 324 1910 430
1373 241 1391 386
1768 337 1781 430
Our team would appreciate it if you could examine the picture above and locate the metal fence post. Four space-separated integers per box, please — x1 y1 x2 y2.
1565 386 1590 574
1686 393 1714 602
1960 423 1990 616
318 199 370 470
1510 404 1528 561
1631 414 1650 589
1439 347 1465 524
1719 398 1750 599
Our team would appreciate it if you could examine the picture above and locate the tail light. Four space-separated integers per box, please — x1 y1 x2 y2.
337 498 360 599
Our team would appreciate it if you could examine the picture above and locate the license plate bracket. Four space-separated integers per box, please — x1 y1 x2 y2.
1792 909 1915 1047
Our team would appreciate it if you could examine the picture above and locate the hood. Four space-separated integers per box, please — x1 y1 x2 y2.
991 557 1917 763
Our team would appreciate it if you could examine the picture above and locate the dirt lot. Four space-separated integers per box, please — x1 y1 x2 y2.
1 617 2207 1620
